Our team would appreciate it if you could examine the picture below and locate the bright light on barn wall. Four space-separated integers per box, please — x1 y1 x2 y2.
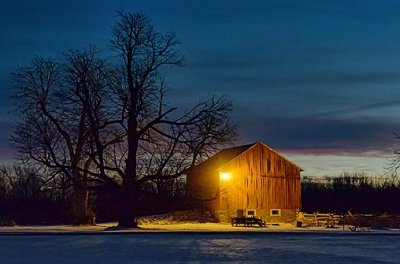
220 172 231 181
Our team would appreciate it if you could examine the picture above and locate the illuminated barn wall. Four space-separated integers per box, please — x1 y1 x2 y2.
186 142 302 223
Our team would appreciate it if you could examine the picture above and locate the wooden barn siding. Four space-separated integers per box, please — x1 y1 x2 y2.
219 144 301 210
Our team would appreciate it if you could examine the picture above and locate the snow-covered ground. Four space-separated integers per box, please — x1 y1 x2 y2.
0 222 399 233
1 221 399 263
0 232 399 263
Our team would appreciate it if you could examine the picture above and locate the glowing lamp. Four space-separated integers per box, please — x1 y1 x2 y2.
220 172 231 181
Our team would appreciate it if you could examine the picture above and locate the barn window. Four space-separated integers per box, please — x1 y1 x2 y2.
270 209 281 216
246 209 256 217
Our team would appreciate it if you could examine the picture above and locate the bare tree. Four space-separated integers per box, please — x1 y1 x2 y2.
388 132 400 177
11 47 112 224
104 12 237 227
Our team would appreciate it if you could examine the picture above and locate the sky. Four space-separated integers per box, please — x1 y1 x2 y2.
1 0 400 176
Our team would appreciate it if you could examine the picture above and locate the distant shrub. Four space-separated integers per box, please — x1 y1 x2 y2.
1 220 17 227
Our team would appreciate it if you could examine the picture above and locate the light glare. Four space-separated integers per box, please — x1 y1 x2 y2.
220 172 231 181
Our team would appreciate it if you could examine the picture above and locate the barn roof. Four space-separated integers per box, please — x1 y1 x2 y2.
187 143 254 173
186 142 303 173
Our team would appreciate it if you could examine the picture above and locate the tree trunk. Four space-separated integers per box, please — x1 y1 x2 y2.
118 180 139 228
71 168 94 225
118 109 141 227
72 187 94 225
117 39 141 228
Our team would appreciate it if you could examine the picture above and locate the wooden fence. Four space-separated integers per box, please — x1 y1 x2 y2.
300 213 340 227
299 212 400 229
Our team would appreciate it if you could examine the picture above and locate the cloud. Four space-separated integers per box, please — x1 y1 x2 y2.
236 115 399 156
311 100 400 117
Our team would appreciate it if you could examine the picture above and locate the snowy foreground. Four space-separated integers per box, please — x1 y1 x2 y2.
0 232 399 263
0 224 400 263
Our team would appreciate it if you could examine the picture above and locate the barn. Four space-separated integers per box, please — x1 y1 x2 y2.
185 142 302 223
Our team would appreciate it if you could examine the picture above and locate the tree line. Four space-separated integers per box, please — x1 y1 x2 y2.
2 168 400 225
8 12 237 227
302 172 400 214
0 164 190 224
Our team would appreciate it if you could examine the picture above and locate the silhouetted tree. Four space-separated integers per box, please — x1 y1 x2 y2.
11 47 111 224
388 132 400 176
103 12 237 227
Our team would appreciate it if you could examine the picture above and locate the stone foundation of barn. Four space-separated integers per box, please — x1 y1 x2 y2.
212 209 298 223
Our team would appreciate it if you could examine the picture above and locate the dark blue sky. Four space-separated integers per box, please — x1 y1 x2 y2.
2 0 400 175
